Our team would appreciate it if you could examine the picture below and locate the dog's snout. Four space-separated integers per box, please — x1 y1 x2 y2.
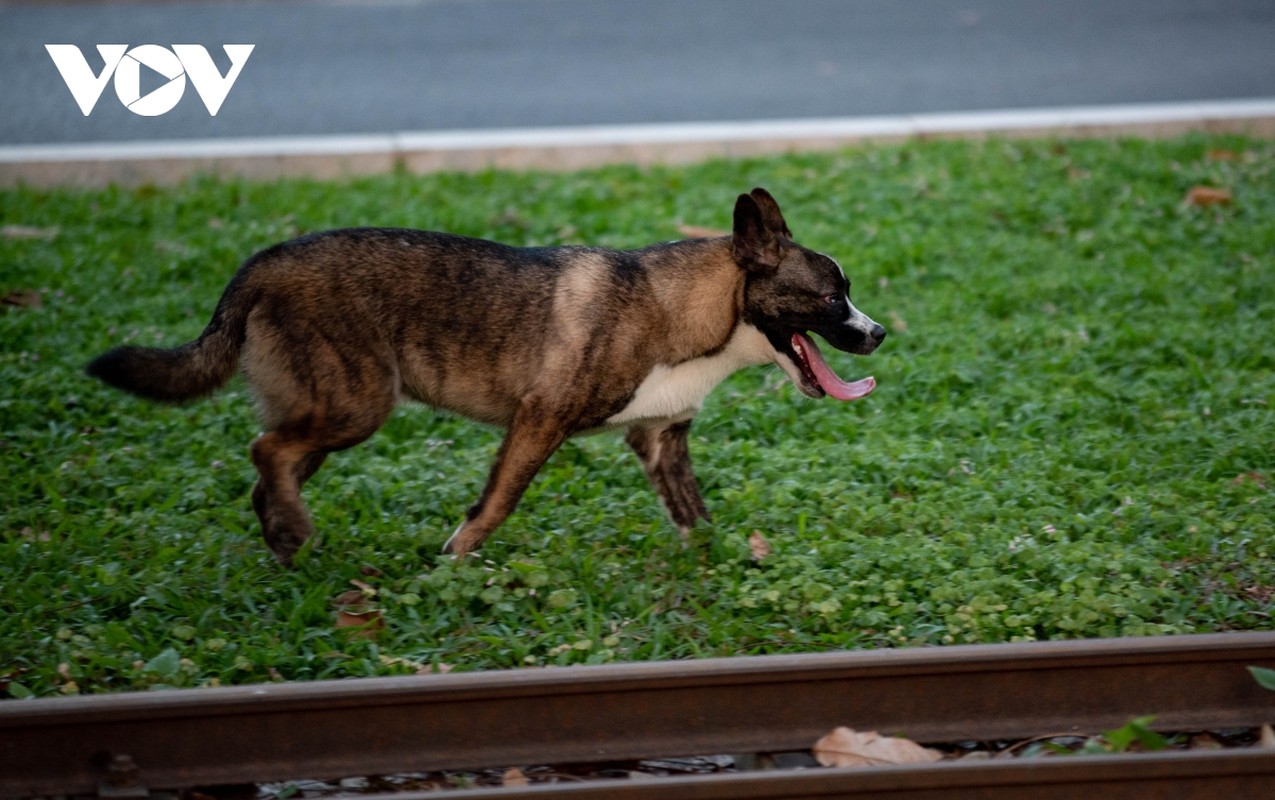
870 323 886 343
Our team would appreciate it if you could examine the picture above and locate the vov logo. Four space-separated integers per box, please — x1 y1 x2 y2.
46 44 254 117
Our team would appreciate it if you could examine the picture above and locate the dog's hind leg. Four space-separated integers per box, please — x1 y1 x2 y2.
251 400 393 566
443 396 568 557
247 376 396 566
250 448 328 556
625 420 711 539
251 431 324 565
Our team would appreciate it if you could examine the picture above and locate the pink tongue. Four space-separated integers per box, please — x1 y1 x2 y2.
793 332 876 401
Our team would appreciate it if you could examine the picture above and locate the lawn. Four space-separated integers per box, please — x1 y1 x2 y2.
1 135 1272 698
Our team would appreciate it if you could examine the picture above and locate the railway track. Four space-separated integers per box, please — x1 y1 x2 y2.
4 633 1275 799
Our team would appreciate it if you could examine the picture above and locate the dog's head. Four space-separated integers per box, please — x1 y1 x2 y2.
734 188 885 400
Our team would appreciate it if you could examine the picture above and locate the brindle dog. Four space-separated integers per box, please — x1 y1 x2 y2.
88 189 885 564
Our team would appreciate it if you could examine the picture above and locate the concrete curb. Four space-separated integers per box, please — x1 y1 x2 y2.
3 98 1274 187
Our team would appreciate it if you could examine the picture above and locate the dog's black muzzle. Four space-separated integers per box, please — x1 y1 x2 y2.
811 318 887 356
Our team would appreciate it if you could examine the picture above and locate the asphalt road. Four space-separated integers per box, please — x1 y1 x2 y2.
3 0 1274 146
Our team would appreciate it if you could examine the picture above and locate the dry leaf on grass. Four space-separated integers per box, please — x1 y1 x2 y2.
748 530 772 561
333 582 382 621
1185 186 1232 207
3 290 41 311
676 224 729 239
332 589 368 607
1 225 59 240
335 609 384 639
1231 471 1266 489
813 726 943 768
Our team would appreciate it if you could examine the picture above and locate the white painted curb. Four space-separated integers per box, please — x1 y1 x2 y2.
3 98 1273 187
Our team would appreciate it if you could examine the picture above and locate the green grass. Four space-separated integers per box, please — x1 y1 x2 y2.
2 135 1273 698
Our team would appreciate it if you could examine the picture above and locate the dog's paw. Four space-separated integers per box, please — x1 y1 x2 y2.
442 523 480 557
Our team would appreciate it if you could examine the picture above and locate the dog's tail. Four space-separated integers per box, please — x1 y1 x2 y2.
86 270 256 404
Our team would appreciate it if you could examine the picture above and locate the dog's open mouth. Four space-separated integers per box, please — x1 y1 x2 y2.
788 332 876 401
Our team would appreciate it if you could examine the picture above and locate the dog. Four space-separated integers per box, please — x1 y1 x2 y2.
87 188 885 564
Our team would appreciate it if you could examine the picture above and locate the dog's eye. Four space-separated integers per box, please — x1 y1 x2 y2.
823 294 841 305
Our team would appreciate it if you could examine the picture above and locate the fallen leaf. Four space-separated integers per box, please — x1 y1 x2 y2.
350 578 378 597
3 290 41 311
153 239 191 255
813 726 943 768
335 609 384 639
676 224 729 239
502 768 529 787
332 589 367 607
748 530 772 561
1185 186 1232 207
1232 472 1267 489
1261 724 1275 749
1206 149 1239 162
1244 585 1274 603
1188 732 1224 750
1 225 59 240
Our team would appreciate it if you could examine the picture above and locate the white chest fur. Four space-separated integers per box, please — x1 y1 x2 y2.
604 324 777 427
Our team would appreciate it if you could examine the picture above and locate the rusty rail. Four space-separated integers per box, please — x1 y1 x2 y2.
3 633 1275 798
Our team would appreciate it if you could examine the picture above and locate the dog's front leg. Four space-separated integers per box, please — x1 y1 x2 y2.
443 396 569 557
625 420 712 539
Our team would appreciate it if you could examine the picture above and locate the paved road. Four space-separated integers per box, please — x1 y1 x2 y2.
3 0 1274 145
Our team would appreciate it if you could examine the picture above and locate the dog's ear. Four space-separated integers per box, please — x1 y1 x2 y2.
733 192 783 272
749 187 792 239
